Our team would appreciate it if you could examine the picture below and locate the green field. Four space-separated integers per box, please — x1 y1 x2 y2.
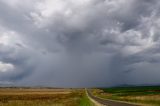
0 88 93 106
91 86 160 106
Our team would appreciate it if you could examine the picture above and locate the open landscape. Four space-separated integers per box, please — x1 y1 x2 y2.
91 86 160 106
1 87 160 106
0 88 93 106
0 0 160 106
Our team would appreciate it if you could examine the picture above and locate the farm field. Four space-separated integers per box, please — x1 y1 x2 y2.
91 86 160 106
0 88 93 106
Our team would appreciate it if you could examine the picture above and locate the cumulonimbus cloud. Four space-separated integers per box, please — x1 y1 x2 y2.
0 0 160 87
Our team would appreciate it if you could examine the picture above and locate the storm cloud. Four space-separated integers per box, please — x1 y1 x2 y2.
0 0 160 87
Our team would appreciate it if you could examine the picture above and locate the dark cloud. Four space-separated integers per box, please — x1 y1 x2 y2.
0 0 160 87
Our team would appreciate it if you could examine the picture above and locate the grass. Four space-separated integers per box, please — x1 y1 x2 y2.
0 88 92 106
91 86 160 106
79 95 94 106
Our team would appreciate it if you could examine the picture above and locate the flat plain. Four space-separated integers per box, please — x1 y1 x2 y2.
91 86 160 106
0 88 93 106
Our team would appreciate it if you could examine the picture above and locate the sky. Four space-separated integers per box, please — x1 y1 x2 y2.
0 0 160 87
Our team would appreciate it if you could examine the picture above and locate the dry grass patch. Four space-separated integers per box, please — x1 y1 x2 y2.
91 86 160 106
0 88 86 106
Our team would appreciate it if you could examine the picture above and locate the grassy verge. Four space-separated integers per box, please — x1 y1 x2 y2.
91 86 160 106
79 95 94 106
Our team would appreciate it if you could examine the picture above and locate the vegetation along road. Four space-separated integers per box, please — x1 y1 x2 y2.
87 89 139 106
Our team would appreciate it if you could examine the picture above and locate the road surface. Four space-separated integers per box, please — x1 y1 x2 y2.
86 89 140 106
